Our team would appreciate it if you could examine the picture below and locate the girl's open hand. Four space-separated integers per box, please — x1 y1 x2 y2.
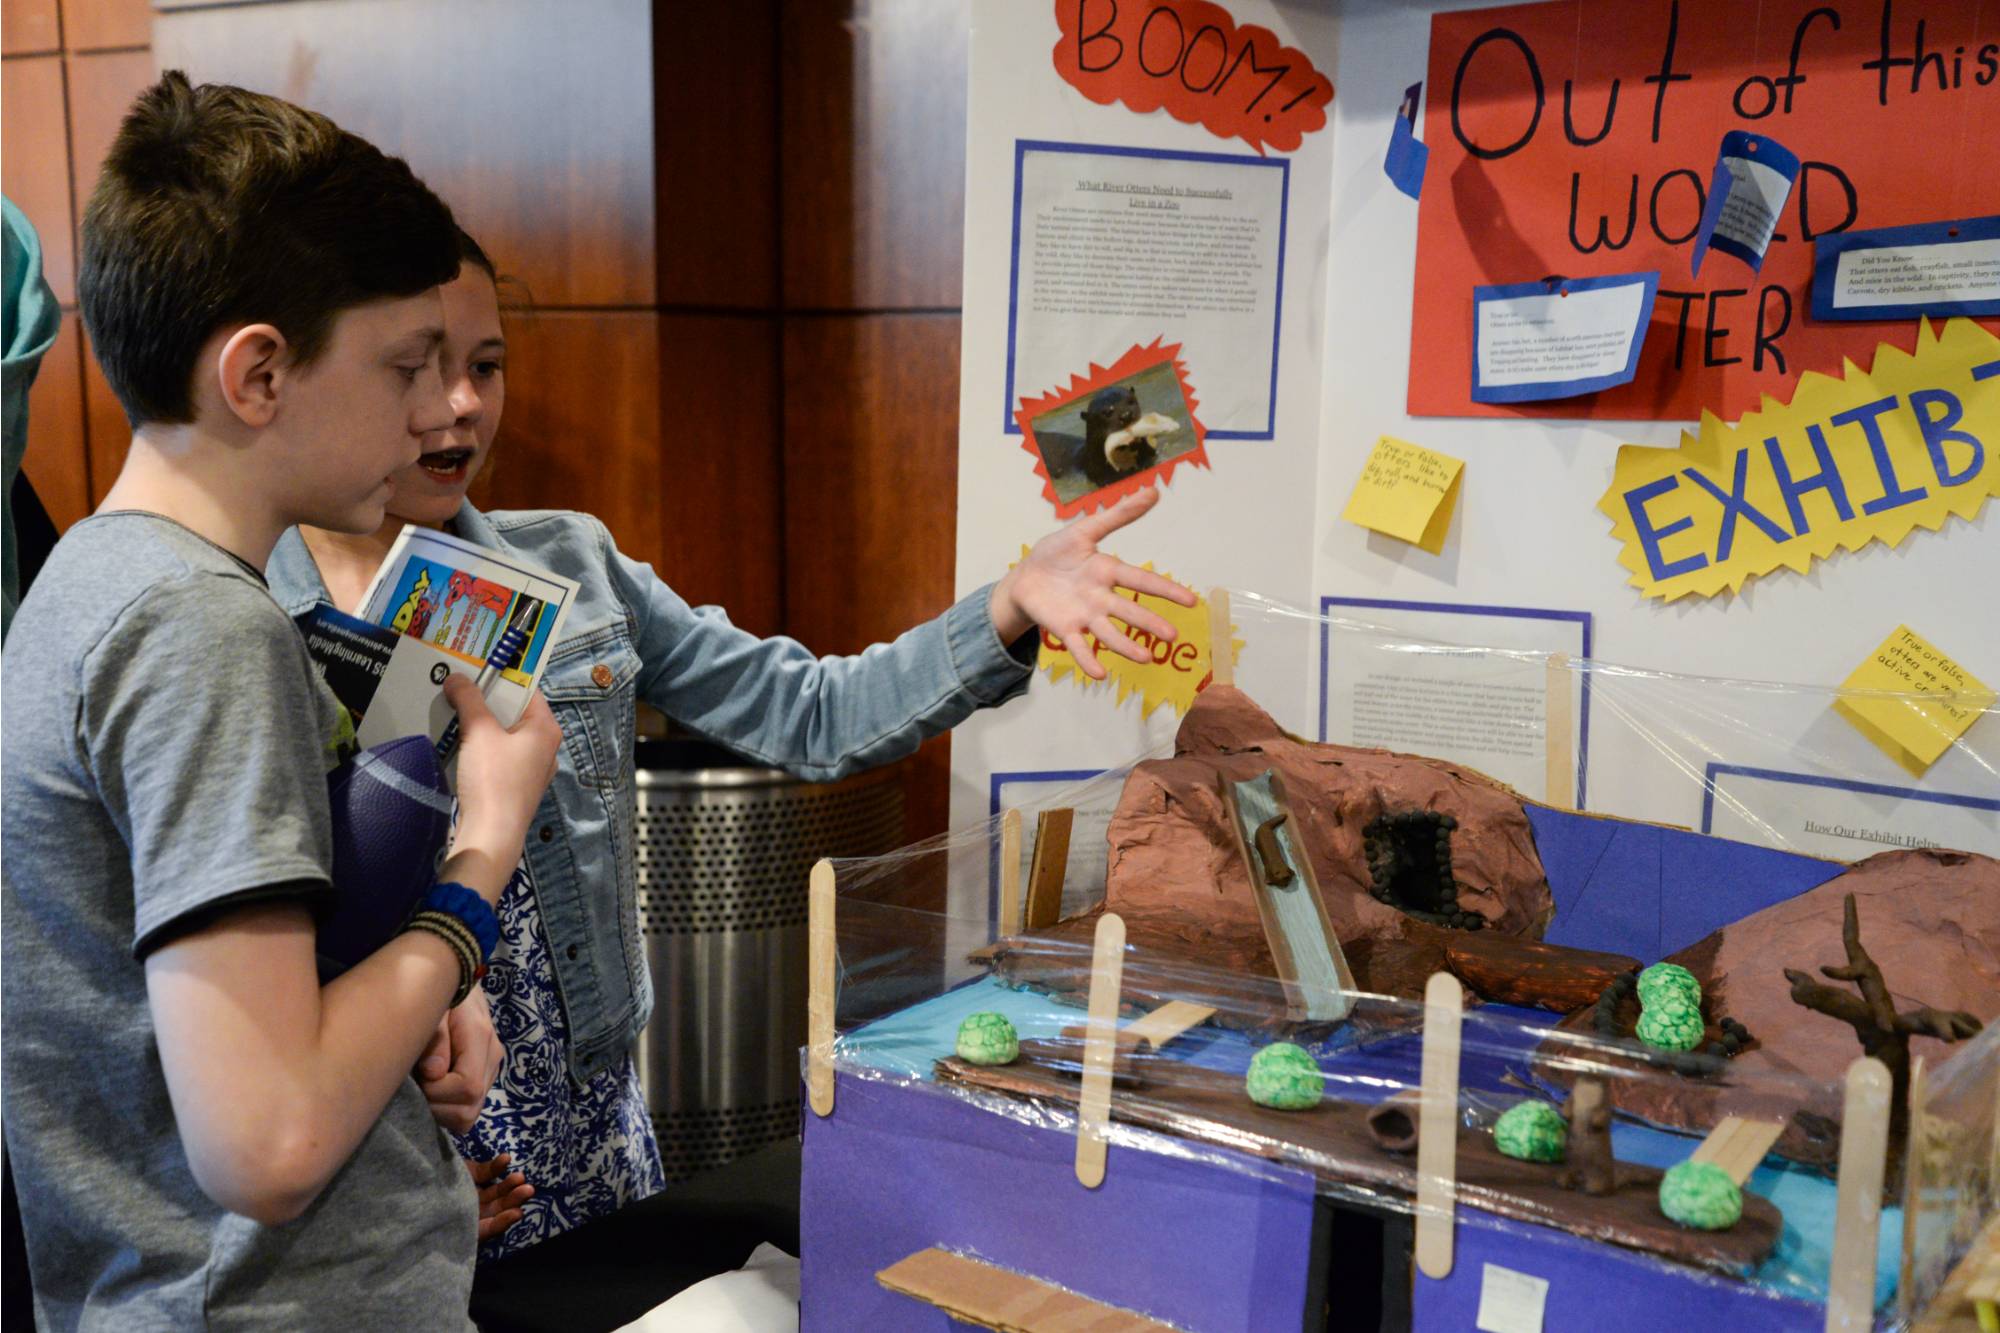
989 487 1197 680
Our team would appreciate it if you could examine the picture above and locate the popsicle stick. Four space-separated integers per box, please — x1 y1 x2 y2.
807 858 837 1118
1024 808 1073 929
1544 651 1574 810
998 808 1024 937
1898 1056 1928 1325
1826 1056 1891 1332
1207 587 1233 688
1120 999 1217 1050
1075 912 1127 1189
1689 1115 1785 1185
1415 972 1463 1279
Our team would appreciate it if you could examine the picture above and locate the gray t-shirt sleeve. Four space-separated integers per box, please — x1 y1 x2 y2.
77 571 335 957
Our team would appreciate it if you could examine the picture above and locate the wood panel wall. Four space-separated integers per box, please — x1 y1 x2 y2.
779 0 970 842
8 0 970 841
1 0 153 528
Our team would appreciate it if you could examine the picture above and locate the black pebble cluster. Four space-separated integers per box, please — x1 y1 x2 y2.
1707 1015 1754 1057
1591 970 1638 1036
1362 810 1482 929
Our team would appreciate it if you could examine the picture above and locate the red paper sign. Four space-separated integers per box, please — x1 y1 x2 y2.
1411 0 2000 420
1053 0 1333 156
1015 339 1210 519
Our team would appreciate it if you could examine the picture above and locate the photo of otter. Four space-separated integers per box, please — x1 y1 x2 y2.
1026 359 1200 506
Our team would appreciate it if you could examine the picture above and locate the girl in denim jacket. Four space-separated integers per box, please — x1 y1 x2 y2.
267 230 1193 1265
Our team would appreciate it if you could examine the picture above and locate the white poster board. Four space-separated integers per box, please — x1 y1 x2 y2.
954 0 2000 907
950 0 1338 923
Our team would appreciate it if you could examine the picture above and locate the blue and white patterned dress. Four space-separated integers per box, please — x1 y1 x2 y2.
454 859 666 1261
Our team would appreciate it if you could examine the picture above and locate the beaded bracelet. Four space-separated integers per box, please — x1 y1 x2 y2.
406 912 481 1007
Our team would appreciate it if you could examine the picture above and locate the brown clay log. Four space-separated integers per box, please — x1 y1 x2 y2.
1438 928 1640 1014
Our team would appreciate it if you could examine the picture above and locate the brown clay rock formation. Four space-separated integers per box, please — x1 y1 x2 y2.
1098 684 1554 988
1547 847 2000 1168
1703 849 1999 1084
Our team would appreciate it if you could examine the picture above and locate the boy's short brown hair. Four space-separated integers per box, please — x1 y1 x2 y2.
79 71 460 426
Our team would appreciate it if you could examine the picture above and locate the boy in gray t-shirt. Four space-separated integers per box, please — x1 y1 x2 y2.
1 74 559 1330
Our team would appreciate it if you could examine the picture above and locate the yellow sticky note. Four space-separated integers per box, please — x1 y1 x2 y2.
1341 436 1464 555
1598 317 2000 602
1833 626 1995 776
1025 553 1237 718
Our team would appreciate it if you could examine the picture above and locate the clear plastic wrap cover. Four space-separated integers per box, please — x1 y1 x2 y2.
1898 1020 1999 1329
1228 591 1996 857
806 594 1997 1314
817 884 1876 1304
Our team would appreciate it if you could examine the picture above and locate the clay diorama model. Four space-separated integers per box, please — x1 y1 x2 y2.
978 685 1640 1017
937 684 2000 1276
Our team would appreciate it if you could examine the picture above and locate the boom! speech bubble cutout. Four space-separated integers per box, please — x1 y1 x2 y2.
1053 0 1333 156
1032 559 1238 718
1597 317 2000 601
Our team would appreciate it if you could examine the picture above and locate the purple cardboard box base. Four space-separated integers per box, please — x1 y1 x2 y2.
1416 1213 1819 1332
801 1070 1318 1330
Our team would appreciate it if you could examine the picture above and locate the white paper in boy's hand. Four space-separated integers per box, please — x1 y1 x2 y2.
351 525 579 750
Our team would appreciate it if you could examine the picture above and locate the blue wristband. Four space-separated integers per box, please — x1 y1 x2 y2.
420 881 500 962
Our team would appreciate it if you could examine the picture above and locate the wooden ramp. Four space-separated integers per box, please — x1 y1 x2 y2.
877 1247 1178 1332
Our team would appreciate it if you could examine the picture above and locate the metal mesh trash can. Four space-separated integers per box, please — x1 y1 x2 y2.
632 739 903 1180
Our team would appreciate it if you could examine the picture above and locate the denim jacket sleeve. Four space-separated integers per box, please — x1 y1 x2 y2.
606 541 1038 782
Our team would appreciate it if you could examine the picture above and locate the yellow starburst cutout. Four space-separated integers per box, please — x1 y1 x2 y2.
1597 317 2000 602
1028 555 1239 718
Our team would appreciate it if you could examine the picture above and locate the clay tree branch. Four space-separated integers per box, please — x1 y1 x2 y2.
1783 893 1983 1194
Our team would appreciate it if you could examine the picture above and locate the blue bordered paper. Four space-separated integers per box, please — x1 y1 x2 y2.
1812 215 2000 322
1384 81 1427 201
1690 131 1800 277
1003 140 1289 440
1469 271 1660 404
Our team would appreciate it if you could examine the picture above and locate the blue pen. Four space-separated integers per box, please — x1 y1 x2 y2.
435 595 541 764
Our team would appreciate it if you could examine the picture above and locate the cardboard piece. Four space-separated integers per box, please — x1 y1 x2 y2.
800 1070 1319 1331
1834 625 1995 777
1597 317 2000 603
1340 435 1464 553
998 809 1024 937
1528 805 1847 963
876 1247 1177 1332
1025 809 1074 931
